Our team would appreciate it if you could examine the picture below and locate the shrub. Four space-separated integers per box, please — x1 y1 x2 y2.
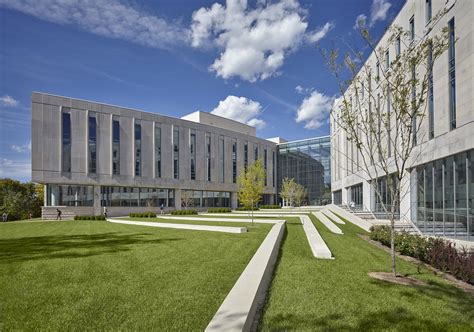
235 206 259 211
260 205 281 209
129 212 156 218
370 225 474 284
207 208 231 213
74 215 106 220
170 209 198 216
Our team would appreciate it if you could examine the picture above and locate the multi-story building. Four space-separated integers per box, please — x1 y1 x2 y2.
331 0 474 241
32 92 278 217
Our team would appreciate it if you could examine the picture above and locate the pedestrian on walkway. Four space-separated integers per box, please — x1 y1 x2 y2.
56 208 62 221
160 203 164 215
103 206 108 218
2 212 7 222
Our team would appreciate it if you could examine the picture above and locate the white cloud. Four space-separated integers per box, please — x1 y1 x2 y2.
295 85 304 94
191 0 333 82
295 90 333 129
11 142 31 153
355 0 391 29
354 14 367 29
0 158 31 180
307 22 335 43
295 85 313 95
0 0 190 49
0 95 19 107
211 95 266 129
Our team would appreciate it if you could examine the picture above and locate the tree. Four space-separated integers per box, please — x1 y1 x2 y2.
324 10 449 276
0 178 42 221
237 160 265 225
295 182 308 207
279 177 297 207
181 190 194 209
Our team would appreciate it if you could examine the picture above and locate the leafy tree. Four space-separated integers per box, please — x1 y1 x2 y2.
323 10 449 276
0 178 42 221
295 183 308 207
279 177 297 207
237 160 265 225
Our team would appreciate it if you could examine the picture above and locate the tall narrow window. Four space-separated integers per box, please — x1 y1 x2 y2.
264 148 268 186
396 36 401 56
385 50 389 70
244 142 248 169
112 118 120 175
190 130 196 180
409 16 415 42
232 139 237 183
426 0 432 24
206 134 211 181
254 144 258 161
376 62 380 80
173 126 179 179
428 42 434 139
62 111 71 173
88 114 97 173
219 136 224 183
134 122 141 176
272 151 276 187
155 124 161 178
448 18 456 130
411 63 417 146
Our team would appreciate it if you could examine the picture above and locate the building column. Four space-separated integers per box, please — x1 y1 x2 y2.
174 189 182 210
93 185 101 215
341 187 348 206
231 192 238 209
363 180 371 211
399 170 415 223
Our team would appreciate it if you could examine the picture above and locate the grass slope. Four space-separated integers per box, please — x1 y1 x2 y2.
260 215 474 331
0 220 271 330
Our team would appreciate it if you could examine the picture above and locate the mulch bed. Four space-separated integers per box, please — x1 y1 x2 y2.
359 234 474 297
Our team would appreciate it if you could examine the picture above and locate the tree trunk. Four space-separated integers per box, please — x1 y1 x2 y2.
390 216 397 277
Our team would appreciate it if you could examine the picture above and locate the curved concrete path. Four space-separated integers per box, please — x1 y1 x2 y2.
206 221 285 331
312 211 343 234
154 215 282 224
107 218 247 234
322 209 345 224
201 213 333 260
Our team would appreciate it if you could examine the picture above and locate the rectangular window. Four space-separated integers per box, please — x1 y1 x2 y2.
272 151 276 187
426 0 432 24
155 124 161 178
254 144 258 161
219 136 224 183
134 122 141 176
264 148 268 186
385 50 389 70
232 139 237 183
88 114 97 174
206 134 211 181
448 18 456 130
173 126 179 179
190 130 196 180
62 111 71 173
409 16 415 42
428 42 434 139
244 142 248 169
112 118 120 175
411 64 417 146
376 62 380 79
396 36 401 56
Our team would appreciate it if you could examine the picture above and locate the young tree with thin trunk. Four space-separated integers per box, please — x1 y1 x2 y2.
279 177 297 208
323 10 450 277
237 160 265 225
295 182 308 208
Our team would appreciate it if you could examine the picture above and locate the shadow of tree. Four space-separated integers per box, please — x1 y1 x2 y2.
0 232 182 263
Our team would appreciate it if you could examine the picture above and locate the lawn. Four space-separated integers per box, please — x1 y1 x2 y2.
259 214 474 330
0 219 271 330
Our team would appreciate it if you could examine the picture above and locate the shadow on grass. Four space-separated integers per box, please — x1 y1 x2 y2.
0 233 182 263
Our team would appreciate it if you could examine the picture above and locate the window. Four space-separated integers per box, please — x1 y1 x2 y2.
425 0 432 24
232 139 237 183
244 142 248 169
396 36 401 56
219 136 224 183
254 144 258 161
112 118 120 175
62 110 71 173
272 151 276 187
46 185 94 207
134 122 141 176
385 50 389 70
155 124 161 178
206 134 211 181
376 62 380 79
409 16 415 42
428 42 434 139
88 114 97 173
264 148 268 186
190 130 196 180
448 18 456 130
173 126 179 179
100 186 174 208
411 63 417 146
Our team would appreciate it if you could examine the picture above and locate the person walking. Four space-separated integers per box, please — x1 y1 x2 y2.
2 212 7 222
56 208 62 221
160 203 164 215
103 206 108 218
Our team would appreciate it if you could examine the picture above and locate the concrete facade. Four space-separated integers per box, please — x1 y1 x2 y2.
32 92 277 217
331 0 474 241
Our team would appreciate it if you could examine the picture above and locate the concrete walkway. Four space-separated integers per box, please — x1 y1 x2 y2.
107 218 247 234
155 215 281 224
327 204 372 232
206 221 285 331
321 209 345 225
312 212 343 234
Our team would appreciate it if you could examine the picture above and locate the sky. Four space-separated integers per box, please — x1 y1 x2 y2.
0 0 404 182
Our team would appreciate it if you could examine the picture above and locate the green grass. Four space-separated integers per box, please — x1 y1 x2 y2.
259 215 474 331
0 219 271 330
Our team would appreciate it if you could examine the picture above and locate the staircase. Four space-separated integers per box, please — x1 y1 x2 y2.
41 206 76 220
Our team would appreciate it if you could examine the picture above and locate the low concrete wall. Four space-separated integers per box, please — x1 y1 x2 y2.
312 212 343 234
327 204 372 232
322 209 345 225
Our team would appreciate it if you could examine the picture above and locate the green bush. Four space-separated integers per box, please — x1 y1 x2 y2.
235 206 259 211
74 215 106 220
207 208 231 213
260 205 281 209
129 212 156 218
170 209 198 216
370 225 474 284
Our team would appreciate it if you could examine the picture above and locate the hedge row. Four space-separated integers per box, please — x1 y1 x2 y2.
171 209 198 215
74 215 106 220
207 208 231 213
129 212 156 218
235 207 259 211
370 225 474 284
260 205 281 209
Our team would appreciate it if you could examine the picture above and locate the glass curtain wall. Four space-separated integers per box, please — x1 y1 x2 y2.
155 125 161 178
374 174 399 217
88 114 97 173
190 130 196 180
112 118 120 175
333 190 342 205
182 190 231 208
173 126 179 179
101 186 174 207
232 139 237 183
46 184 93 206
134 122 141 176
350 183 363 209
62 110 71 173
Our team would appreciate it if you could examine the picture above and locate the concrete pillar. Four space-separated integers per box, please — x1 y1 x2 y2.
175 189 182 210
363 180 371 211
93 185 101 215
399 170 414 223
231 192 238 209
341 187 348 205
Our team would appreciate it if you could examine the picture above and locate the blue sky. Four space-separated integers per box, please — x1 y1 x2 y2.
0 0 404 181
